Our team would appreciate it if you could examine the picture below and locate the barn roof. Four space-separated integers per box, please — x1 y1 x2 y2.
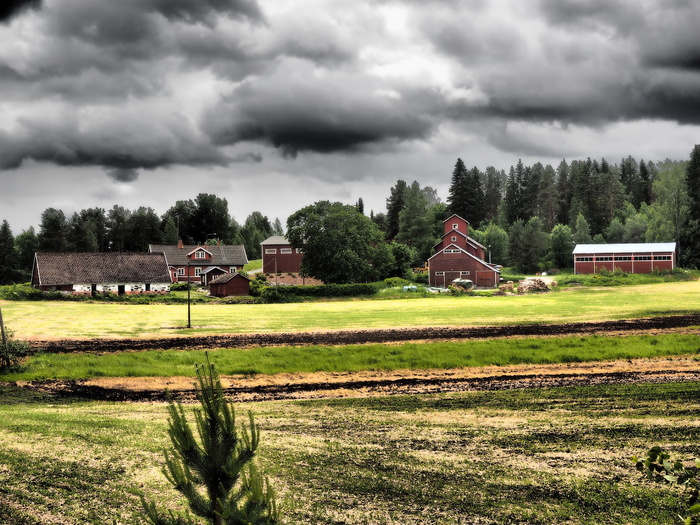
209 272 251 285
149 244 248 266
33 252 171 286
260 235 289 245
572 242 676 254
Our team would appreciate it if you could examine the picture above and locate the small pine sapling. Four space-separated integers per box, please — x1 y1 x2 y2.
142 356 278 525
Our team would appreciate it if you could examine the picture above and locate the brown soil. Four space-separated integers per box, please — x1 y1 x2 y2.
16 314 700 403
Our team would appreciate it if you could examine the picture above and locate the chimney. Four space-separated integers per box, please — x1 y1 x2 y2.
177 239 184 249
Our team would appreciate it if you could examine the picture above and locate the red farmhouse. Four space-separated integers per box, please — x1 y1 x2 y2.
572 243 676 274
149 241 248 284
261 236 303 274
428 214 500 288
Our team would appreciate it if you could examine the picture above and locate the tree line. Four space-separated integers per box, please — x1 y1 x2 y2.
1 144 698 285
0 194 283 283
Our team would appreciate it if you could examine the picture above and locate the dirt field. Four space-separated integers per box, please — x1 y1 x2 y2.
18 314 700 403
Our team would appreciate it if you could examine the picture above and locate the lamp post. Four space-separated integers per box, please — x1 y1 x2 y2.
187 260 191 329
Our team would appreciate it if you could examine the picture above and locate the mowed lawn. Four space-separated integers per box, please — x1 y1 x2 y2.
3 280 700 340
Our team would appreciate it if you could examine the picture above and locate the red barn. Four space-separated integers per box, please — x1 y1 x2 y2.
208 272 251 297
428 215 500 288
572 243 677 274
260 236 303 274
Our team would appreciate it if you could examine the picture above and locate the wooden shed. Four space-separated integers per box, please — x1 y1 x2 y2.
208 272 251 297
572 243 677 274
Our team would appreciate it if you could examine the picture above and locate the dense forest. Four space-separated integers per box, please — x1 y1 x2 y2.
1 144 699 285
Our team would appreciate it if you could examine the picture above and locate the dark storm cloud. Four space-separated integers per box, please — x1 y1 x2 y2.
0 112 229 171
203 74 435 156
0 0 41 23
106 168 139 183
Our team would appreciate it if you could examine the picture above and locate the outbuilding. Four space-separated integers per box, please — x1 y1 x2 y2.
208 272 251 297
260 236 303 274
572 243 677 274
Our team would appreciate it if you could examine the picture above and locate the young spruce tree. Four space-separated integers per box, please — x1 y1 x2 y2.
142 357 278 525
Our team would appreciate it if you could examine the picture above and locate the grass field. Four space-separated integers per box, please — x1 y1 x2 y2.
3 280 700 339
0 381 698 524
2 333 700 382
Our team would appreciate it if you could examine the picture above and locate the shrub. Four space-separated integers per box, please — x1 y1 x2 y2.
0 331 31 371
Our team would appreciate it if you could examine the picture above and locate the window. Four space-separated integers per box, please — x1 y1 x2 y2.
177 268 185 276
576 256 593 262
614 256 632 261
280 248 292 254
460 271 470 276
195 251 206 259
452 223 459 230
444 248 461 253
194 267 202 276
451 236 457 242
230 268 236 273
435 271 445 276
636 255 652 261
655 255 672 261
265 248 277 254
596 256 612 262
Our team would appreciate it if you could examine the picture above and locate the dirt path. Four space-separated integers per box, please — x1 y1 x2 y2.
16 314 700 403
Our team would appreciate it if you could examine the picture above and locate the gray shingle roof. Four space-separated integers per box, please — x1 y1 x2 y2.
260 236 289 245
33 252 171 285
149 244 248 266
209 272 251 284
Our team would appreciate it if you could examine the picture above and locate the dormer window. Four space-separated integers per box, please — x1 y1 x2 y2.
195 251 206 259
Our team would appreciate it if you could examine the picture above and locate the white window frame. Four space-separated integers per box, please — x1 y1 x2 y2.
460 271 470 276
265 248 277 254
195 251 206 259
280 248 293 254
177 268 185 276
194 267 202 276
435 271 445 276
452 223 459 230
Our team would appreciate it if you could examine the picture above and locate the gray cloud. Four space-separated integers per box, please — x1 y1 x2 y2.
106 167 140 183
0 0 41 23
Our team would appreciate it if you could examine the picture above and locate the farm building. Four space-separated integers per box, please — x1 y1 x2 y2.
149 241 248 284
428 214 500 288
572 243 677 274
31 252 172 295
208 272 251 297
261 236 303 274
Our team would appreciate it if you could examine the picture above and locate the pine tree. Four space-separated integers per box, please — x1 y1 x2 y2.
142 357 278 525
385 180 408 240
446 158 469 219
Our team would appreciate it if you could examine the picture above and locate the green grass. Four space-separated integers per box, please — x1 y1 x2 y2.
3 333 700 382
0 381 698 524
3 280 700 339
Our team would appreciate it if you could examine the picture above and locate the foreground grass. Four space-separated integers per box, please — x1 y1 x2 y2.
3 333 700 382
2 280 700 339
0 381 698 524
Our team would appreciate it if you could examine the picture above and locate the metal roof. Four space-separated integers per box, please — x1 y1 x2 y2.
572 242 676 254
260 235 289 245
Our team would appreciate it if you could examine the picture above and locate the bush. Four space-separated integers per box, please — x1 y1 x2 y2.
260 283 379 300
170 282 192 292
0 332 31 371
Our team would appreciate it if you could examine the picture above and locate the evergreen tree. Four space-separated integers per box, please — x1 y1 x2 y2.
520 217 548 273
507 219 525 269
356 197 365 215
127 207 163 251
191 194 232 245
483 167 505 223
385 180 408 240
0 220 18 284
241 212 274 260
162 217 180 245
683 145 700 266
106 205 132 252
537 164 558 231
446 158 469 219
142 357 278 525
556 159 571 225
503 163 523 225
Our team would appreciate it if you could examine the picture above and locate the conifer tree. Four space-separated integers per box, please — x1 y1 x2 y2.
142 357 278 525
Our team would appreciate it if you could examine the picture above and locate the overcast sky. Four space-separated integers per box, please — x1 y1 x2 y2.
1 0 699 233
